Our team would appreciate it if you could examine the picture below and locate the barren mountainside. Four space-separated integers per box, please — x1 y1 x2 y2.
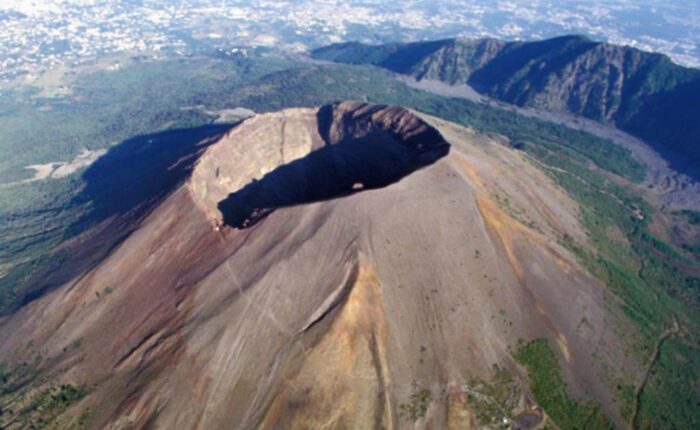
0 103 642 429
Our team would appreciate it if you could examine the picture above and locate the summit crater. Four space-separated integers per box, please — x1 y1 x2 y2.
191 102 450 228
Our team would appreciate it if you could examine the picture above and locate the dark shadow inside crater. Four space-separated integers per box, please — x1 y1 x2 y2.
217 108 450 228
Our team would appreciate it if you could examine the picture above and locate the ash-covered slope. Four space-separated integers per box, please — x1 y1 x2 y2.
0 103 635 429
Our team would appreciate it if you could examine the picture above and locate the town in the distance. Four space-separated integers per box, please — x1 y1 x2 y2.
1 0 698 86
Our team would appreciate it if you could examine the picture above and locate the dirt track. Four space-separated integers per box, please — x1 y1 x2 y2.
630 317 681 429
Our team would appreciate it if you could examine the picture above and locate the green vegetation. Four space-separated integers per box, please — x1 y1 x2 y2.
612 380 635 423
518 144 700 427
73 407 92 429
678 209 700 225
546 146 700 428
399 383 433 422
1 358 89 429
636 336 700 429
72 337 83 350
514 339 615 430
561 229 699 429
683 243 700 259
541 117 699 429
463 365 520 427
17 384 88 428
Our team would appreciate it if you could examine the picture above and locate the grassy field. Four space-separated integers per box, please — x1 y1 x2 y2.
514 339 615 430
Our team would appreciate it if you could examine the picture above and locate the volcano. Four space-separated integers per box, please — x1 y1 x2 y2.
0 102 632 429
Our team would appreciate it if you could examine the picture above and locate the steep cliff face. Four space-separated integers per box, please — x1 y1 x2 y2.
378 38 508 85
313 36 700 164
0 103 636 429
312 38 507 85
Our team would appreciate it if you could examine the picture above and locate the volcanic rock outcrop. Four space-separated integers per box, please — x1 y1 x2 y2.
0 102 632 429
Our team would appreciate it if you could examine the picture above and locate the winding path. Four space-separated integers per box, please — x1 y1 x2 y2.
629 317 680 429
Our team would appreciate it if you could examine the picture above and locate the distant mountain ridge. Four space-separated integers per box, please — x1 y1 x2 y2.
312 35 700 165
